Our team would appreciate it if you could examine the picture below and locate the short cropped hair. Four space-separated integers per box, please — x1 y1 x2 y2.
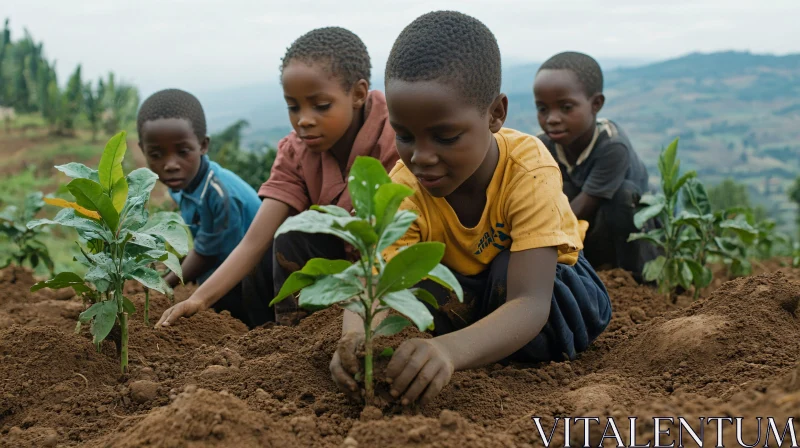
280 27 371 90
137 88 206 141
385 11 501 110
539 52 603 97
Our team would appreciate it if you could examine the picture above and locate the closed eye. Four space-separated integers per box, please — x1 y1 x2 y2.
395 134 414 144
434 134 461 145
315 103 332 111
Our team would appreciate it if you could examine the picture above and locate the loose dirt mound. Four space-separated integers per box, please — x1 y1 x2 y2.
101 387 301 448
1 265 799 447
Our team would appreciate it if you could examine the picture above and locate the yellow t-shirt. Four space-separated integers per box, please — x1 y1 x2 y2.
385 128 583 276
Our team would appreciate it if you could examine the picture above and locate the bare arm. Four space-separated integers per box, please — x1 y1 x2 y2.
570 192 602 222
156 198 291 326
164 249 216 288
434 247 557 370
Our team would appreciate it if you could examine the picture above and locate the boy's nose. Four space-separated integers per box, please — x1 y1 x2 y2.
164 158 181 172
410 146 438 166
546 113 562 125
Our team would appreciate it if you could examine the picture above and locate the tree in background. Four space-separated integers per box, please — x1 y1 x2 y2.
707 178 767 221
208 119 276 190
61 65 83 133
83 79 103 142
99 72 139 136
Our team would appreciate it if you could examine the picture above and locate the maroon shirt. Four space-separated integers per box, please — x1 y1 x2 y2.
259 90 399 213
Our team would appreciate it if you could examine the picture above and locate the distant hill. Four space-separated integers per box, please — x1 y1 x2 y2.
199 51 800 230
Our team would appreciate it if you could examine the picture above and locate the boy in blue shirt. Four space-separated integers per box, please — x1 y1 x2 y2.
137 89 262 324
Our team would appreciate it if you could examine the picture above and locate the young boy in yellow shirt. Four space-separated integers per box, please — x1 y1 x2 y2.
330 11 612 406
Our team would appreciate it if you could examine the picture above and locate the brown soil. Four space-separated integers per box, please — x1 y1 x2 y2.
1 264 799 447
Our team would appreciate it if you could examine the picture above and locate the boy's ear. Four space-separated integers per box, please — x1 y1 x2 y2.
488 94 508 133
591 93 605 115
200 136 210 155
351 79 369 109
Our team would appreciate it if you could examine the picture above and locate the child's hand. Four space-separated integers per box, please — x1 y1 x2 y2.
386 338 454 407
330 332 364 402
155 297 206 328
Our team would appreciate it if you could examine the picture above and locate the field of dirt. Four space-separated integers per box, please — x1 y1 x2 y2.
1 264 799 447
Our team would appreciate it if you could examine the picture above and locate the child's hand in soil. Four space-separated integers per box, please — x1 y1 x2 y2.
155 297 206 328
330 332 364 402
386 338 454 407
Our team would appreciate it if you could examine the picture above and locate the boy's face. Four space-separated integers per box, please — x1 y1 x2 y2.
386 79 506 198
139 118 208 191
533 69 604 148
281 61 367 153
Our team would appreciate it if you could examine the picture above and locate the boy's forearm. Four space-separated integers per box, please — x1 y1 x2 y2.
434 295 549 371
178 250 216 285
191 199 290 308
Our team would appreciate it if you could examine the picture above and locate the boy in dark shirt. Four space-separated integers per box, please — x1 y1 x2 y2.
533 52 657 280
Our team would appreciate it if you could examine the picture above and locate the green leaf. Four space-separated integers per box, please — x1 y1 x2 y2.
627 230 666 249
377 210 417 253
381 290 434 332
677 260 693 290
23 192 44 222
163 252 183 283
379 347 395 357
344 220 378 246
67 179 119 231
377 242 445 296
126 168 159 200
681 178 711 215
122 296 136 314
673 171 697 196
373 315 412 338
28 208 109 239
275 210 362 250
127 231 159 249
310 205 351 217
30 272 87 292
271 258 353 305
98 131 127 194
685 259 712 289
297 273 362 311
425 264 464 303
411 287 440 310
348 156 391 221
144 221 189 256
341 297 366 318
89 300 118 345
55 163 99 182
643 256 667 282
658 138 679 188
720 215 758 245
110 176 129 213
127 267 168 293
374 183 414 232
79 301 106 323
634 202 665 229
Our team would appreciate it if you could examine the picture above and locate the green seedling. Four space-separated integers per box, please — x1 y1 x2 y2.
630 138 759 301
270 156 463 405
28 131 189 373
0 191 54 277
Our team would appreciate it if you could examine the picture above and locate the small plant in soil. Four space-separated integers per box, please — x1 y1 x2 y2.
270 156 463 405
629 138 760 301
0 191 55 277
27 131 190 373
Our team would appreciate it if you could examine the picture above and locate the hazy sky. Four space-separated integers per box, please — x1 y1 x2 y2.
6 0 800 97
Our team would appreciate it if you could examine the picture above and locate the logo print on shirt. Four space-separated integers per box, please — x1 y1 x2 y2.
474 223 511 255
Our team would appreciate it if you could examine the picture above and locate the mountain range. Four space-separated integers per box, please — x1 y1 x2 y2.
197 51 800 230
